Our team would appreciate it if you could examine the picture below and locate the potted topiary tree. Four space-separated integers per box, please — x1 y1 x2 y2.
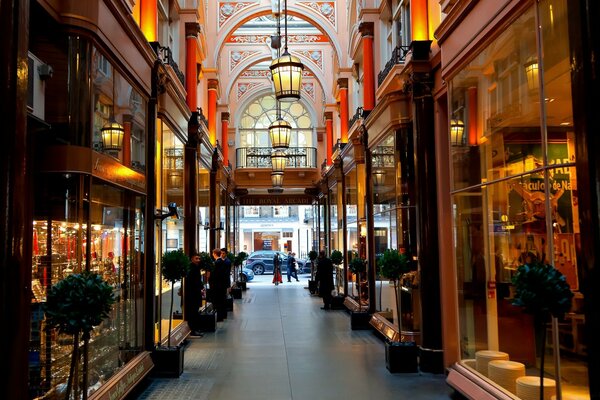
348 256 370 330
377 249 418 372
43 271 115 400
197 251 216 332
512 260 573 400
329 250 344 309
308 250 318 294
234 251 249 292
154 249 190 377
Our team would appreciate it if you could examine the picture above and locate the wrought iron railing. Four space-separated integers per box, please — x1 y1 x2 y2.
333 139 347 153
151 42 185 87
349 106 364 129
236 147 318 169
377 45 411 86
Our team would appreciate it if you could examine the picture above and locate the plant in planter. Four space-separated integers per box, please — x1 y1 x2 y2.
378 249 411 332
231 252 248 296
161 250 190 347
43 271 115 400
348 256 367 312
512 261 573 400
234 251 248 282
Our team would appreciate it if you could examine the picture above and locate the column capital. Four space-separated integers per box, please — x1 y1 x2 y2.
324 111 333 121
185 22 201 38
337 77 348 89
208 79 219 90
359 22 374 38
221 111 230 121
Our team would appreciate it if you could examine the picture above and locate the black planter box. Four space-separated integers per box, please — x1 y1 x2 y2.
197 311 216 332
152 345 184 377
226 295 234 311
308 280 318 294
231 287 242 299
237 281 247 291
331 295 345 310
418 346 444 374
350 311 372 330
385 341 418 373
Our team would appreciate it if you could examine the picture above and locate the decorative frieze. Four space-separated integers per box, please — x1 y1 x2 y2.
229 50 261 71
219 2 255 28
297 1 336 27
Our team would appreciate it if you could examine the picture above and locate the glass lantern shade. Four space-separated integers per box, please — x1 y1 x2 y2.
269 117 292 149
373 170 386 187
270 51 304 101
271 172 284 187
524 58 539 92
450 119 465 146
271 150 287 173
101 119 125 151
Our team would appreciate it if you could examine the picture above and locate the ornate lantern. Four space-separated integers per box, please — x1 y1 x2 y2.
271 150 287 173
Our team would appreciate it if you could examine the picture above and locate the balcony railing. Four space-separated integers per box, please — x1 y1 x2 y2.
151 42 185 87
377 45 411 86
236 147 318 169
349 106 364 129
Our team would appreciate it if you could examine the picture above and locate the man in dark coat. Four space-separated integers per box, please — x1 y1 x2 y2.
315 250 334 309
184 253 204 335
209 248 230 321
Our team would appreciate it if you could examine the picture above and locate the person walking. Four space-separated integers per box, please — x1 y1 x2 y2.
209 248 229 321
287 251 299 282
184 252 204 335
315 250 334 310
272 252 283 285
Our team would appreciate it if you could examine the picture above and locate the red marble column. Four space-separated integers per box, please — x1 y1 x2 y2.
359 22 375 111
140 0 157 42
325 111 333 165
338 78 349 143
208 79 218 146
221 112 230 166
185 23 200 112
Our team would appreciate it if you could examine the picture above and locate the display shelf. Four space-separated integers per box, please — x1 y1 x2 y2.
369 312 421 344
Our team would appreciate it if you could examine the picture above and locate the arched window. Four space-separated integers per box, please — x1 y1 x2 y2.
239 94 313 148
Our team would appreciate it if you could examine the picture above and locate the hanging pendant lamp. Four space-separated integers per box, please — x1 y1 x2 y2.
271 150 287 173
271 172 284 187
270 0 304 101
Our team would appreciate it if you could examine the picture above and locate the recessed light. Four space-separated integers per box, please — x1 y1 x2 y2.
560 122 571 126
545 98 555 103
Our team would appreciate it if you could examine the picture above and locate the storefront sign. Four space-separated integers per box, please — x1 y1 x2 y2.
239 194 314 205
93 152 146 194
89 352 154 400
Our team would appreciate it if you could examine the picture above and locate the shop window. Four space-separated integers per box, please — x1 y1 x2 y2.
273 206 289 218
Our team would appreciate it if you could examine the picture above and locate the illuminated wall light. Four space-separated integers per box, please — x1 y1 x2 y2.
450 119 465 146
524 57 539 92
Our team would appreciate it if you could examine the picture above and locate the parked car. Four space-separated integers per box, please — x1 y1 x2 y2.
245 250 306 275
239 266 254 282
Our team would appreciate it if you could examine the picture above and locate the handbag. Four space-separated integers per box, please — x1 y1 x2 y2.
294 262 299 271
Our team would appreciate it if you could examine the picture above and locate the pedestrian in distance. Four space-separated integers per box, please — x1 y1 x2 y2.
315 250 334 310
287 251 299 282
272 252 283 285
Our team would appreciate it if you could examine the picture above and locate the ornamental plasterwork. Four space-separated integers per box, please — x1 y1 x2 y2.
230 50 261 71
219 2 255 28
293 50 323 70
227 34 327 44
297 1 336 27
302 82 315 100
237 82 265 100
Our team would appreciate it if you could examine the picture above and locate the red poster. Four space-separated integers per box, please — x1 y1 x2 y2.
554 233 578 291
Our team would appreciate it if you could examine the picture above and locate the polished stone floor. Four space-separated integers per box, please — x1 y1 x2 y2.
133 275 454 400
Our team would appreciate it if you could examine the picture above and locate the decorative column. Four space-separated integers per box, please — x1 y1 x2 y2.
467 87 478 146
184 112 199 259
338 78 349 143
409 0 432 60
408 63 443 373
221 112 230 167
185 23 200 112
359 22 375 111
208 79 218 146
325 111 333 165
140 0 157 42
0 0 30 398
122 115 132 167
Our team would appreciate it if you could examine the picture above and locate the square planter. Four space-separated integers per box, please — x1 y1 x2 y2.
226 295 234 311
331 295 345 310
418 346 444 374
385 341 418 373
231 287 242 299
152 345 184 377
237 281 247 291
350 311 372 330
197 311 216 332
308 280 318 295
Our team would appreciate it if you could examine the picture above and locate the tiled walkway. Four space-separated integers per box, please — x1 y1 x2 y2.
133 276 454 400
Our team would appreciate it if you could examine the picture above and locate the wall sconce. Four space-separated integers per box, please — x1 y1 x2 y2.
373 170 386 186
271 171 284 187
524 57 539 92
271 150 287 173
450 119 465 146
